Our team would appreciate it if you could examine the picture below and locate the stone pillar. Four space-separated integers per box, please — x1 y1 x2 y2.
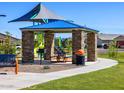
22 31 34 63
44 31 54 60
87 32 97 61
72 30 84 64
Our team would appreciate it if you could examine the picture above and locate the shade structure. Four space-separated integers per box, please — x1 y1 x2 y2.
20 20 98 33
21 20 98 63
9 3 64 23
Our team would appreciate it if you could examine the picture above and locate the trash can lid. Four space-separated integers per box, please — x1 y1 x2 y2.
75 49 85 55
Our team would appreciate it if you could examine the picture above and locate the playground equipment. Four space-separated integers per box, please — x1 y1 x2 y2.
54 36 65 61
54 46 66 62
58 36 62 48
34 33 71 62
34 32 44 57
64 38 72 54
37 48 44 64
34 32 69 62
55 36 63 48
54 36 73 62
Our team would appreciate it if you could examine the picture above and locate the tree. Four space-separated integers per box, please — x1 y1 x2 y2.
0 32 16 54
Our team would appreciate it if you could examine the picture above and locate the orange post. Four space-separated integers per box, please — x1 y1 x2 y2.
15 57 19 75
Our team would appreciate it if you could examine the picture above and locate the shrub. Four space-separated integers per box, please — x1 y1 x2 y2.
108 40 118 58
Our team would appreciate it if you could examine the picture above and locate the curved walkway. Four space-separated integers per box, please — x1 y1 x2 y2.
0 58 118 90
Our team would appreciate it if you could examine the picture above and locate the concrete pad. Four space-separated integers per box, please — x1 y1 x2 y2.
0 58 118 90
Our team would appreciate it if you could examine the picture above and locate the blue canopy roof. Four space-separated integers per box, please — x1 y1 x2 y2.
9 3 63 23
20 20 98 32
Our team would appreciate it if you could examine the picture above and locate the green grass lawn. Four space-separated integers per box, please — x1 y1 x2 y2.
23 52 124 90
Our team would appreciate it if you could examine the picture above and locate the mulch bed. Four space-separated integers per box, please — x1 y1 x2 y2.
0 63 81 73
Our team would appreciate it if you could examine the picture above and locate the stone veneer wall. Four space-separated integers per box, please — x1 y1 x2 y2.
22 31 34 63
44 31 54 60
87 32 97 61
72 30 84 64
21 30 97 63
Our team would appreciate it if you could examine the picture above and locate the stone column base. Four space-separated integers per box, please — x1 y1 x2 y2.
22 31 34 63
44 31 54 61
72 30 84 64
87 32 97 61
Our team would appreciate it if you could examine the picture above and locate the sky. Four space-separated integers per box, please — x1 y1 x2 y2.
0 2 124 39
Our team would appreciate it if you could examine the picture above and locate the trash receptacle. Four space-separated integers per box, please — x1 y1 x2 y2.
75 49 85 65
76 55 85 65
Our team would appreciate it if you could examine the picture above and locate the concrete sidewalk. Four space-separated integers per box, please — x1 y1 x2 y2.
0 58 118 90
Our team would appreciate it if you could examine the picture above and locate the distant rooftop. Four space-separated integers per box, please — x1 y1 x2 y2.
98 33 124 40
0 32 20 40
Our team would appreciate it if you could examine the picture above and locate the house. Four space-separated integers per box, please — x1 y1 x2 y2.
0 32 21 45
97 33 124 48
115 35 124 48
